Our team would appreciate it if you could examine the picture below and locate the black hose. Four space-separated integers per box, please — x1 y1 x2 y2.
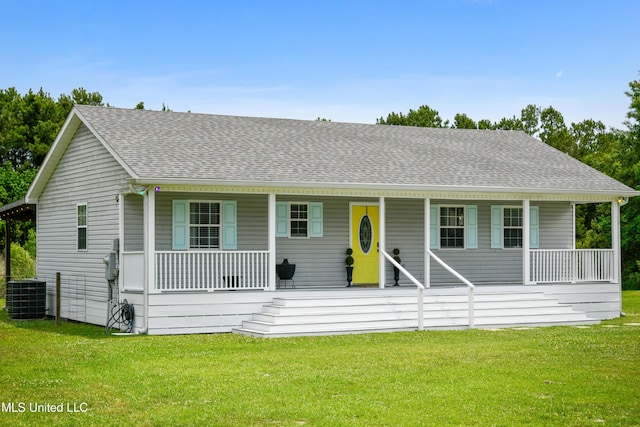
105 299 135 333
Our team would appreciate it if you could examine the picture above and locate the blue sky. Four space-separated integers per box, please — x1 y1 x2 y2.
2 0 639 128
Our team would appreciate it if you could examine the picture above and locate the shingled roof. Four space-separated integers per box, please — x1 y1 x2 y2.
33 105 639 197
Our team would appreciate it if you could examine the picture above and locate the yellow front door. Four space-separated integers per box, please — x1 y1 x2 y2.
350 205 379 284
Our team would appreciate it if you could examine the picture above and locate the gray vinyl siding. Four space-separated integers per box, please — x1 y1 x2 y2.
538 201 574 249
384 199 426 284
36 124 130 325
274 196 353 287
428 200 522 284
154 193 270 251
123 194 144 251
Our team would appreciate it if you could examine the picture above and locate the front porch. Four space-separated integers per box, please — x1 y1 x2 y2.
117 188 624 335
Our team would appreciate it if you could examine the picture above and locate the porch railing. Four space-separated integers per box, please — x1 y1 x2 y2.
155 251 269 291
380 249 425 331
426 249 476 328
530 249 614 284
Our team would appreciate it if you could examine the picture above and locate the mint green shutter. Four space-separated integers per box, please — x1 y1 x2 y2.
222 200 237 250
172 200 188 250
466 205 478 249
430 204 438 249
529 206 539 249
491 205 503 249
276 202 289 237
309 202 323 237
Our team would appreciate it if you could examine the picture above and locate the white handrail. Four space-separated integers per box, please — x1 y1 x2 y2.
426 249 475 328
380 249 424 331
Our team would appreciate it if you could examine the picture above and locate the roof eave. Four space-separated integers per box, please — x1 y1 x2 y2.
129 177 640 199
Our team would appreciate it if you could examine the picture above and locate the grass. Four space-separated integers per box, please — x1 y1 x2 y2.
0 292 639 426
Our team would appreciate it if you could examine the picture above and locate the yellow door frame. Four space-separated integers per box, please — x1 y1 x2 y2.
349 203 379 285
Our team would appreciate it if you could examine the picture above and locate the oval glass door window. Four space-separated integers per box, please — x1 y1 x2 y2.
359 215 373 254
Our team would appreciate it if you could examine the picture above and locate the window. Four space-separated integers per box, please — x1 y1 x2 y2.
77 204 87 251
503 207 523 248
440 206 465 248
189 202 221 249
490 205 539 249
275 201 323 238
290 203 308 237
173 200 236 251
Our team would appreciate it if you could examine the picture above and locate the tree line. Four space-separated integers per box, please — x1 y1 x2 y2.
1 78 639 288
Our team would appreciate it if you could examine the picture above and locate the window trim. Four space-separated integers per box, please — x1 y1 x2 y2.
503 206 524 249
438 205 466 250
77 203 87 251
188 200 222 250
288 202 309 238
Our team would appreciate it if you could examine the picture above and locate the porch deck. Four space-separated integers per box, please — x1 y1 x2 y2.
141 283 618 336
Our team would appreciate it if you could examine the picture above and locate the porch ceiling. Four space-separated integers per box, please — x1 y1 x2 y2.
128 180 630 202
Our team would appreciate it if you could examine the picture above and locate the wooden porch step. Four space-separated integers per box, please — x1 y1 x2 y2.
263 296 562 315
232 288 600 338
270 291 549 307
235 314 599 337
253 305 588 324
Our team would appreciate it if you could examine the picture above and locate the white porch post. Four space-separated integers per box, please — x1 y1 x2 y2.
144 187 156 293
571 203 577 249
118 193 124 291
141 186 155 333
268 193 277 291
611 200 621 284
378 196 386 288
522 199 531 285
424 198 431 288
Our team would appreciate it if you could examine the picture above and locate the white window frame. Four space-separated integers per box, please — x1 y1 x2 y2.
439 205 465 249
77 203 87 251
503 206 523 249
188 200 222 250
289 202 309 238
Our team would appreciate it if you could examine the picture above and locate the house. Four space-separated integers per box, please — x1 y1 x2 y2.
14 105 638 336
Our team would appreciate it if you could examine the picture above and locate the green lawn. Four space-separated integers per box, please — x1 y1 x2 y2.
1 292 639 427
